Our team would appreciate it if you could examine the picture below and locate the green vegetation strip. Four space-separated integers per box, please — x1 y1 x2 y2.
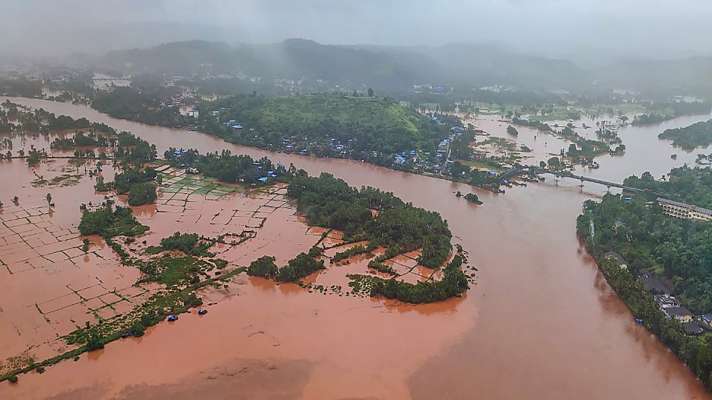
349 253 469 304
577 168 712 391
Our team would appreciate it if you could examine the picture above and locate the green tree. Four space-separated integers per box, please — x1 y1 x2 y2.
247 256 278 278
127 182 157 206
547 156 561 170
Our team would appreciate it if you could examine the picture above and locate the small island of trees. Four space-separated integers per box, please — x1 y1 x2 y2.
659 119 712 150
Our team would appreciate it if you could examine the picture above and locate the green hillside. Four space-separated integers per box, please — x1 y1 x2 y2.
199 94 449 156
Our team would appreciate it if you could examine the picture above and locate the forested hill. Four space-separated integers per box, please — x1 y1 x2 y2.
95 39 712 97
95 39 584 91
198 94 451 155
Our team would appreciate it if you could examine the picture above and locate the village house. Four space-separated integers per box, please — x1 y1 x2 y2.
663 306 694 323
683 321 705 336
654 294 679 309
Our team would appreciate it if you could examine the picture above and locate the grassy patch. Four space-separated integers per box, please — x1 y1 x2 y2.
138 255 215 287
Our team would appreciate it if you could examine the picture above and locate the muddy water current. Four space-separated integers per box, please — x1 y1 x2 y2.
1 98 711 399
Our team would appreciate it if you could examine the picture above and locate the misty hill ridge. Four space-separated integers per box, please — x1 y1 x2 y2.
98 39 712 95
98 39 583 90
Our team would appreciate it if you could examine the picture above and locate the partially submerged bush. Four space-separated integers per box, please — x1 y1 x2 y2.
127 182 157 206
277 253 325 282
247 256 278 278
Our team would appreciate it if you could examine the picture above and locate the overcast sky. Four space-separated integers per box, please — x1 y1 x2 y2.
3 0 712 62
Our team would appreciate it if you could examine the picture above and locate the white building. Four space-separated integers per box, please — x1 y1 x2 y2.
657 198 712 222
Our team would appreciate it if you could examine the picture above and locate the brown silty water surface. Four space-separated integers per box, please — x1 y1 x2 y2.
1 97 711 399
0 156 345 369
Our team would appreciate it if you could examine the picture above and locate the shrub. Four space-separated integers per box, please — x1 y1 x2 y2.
247 256 278 278
127 182 157 206
78 203 148 238
277 253 325 282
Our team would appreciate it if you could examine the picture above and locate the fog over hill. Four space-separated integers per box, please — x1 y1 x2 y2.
3 0 712 63
93 39 582 90
3 1 712 96
91 39 712 96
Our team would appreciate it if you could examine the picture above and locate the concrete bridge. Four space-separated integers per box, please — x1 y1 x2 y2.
506 166 668 197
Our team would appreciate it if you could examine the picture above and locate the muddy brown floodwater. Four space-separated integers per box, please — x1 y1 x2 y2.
1 97 712 399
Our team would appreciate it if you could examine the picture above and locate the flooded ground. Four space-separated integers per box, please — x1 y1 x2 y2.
469 115 572 165
469 112 712 186
0 156 327 372
1 98 711 399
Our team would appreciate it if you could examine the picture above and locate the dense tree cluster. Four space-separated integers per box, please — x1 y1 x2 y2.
624 166 712 208
577 189 712 390
0 78 42 97
114 168 156 194
578 194 712 312
0 105 104 135
276 252 325 282
20 108 92 132
146 232 214 257
199 94 448 157
287 173 452 268
50 131 114 150
164 148 285 185
45 127 156 166
449 130 476 161
245 252 325 282
633 102 711 126
247 256 279 278
93 86 187 127
78 202 148 238
633 113 672 126
127 182 157 206
659 119 712 150
101 167 159 206
114 132 157 166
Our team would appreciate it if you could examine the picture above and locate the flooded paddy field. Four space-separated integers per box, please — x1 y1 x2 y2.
0 149 460 395
466 112 712 178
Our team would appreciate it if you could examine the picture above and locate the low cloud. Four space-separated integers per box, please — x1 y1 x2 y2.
2 0 711 62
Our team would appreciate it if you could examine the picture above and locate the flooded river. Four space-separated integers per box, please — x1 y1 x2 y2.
1 98 711 399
